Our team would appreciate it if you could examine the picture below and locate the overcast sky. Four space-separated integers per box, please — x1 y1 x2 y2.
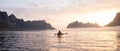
0 0 120 29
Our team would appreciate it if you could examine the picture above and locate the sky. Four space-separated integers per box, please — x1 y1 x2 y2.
0 0 120 29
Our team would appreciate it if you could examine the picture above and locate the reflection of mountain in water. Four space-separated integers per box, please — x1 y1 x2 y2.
67 21 99 28
106 12 120 26
115 32 120 51
0 32 50 51
0 11 55 30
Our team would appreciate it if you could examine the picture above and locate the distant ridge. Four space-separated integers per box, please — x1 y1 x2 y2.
106 12 120 26
0 11 55 30
67 21 99 28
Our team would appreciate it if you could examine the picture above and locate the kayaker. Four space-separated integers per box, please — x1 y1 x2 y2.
57 30 63 35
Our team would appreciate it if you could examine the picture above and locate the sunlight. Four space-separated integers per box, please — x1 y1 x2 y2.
49 10 117 29
76 11 116 26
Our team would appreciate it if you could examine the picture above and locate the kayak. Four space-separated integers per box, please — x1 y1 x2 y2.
55 33 68 35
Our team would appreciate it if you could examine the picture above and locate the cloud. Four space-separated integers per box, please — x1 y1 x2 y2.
1 0 120 19
1 0 120 28
27 3 39 7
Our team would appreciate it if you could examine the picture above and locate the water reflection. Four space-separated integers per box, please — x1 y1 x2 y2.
0 31 50 51
0 32 20 51
0 29 120 51
57 36 62 51
116 32 120 51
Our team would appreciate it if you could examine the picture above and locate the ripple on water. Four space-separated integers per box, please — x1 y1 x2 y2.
0 30 119 51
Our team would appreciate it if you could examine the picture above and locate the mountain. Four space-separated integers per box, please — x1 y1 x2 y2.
67 21 99 28
0 11 13 29
0 11 55 30
106 12 120 26
23 20 55 30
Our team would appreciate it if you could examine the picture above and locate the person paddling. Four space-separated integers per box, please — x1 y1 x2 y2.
57 30 63 35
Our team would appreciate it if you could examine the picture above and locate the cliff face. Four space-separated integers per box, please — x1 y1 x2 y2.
0 11 10 22
0 11 55 30
106 12 120 26
0 11 13 29
23 20 55 30
67 21 99 28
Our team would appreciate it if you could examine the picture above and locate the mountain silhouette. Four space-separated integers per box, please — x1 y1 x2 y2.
0 11 55 30
106 12 120 26
67 21 99 28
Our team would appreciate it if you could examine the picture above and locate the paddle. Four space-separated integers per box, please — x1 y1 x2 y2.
55 33 68 35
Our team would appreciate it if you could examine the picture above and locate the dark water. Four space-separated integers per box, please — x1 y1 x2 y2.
0 27 120 51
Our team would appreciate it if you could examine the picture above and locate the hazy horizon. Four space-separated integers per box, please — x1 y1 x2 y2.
0 0 120 29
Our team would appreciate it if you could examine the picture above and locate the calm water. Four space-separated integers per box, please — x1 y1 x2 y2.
0 27 120 51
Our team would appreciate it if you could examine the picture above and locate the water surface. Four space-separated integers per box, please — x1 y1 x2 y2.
0 27 120 51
